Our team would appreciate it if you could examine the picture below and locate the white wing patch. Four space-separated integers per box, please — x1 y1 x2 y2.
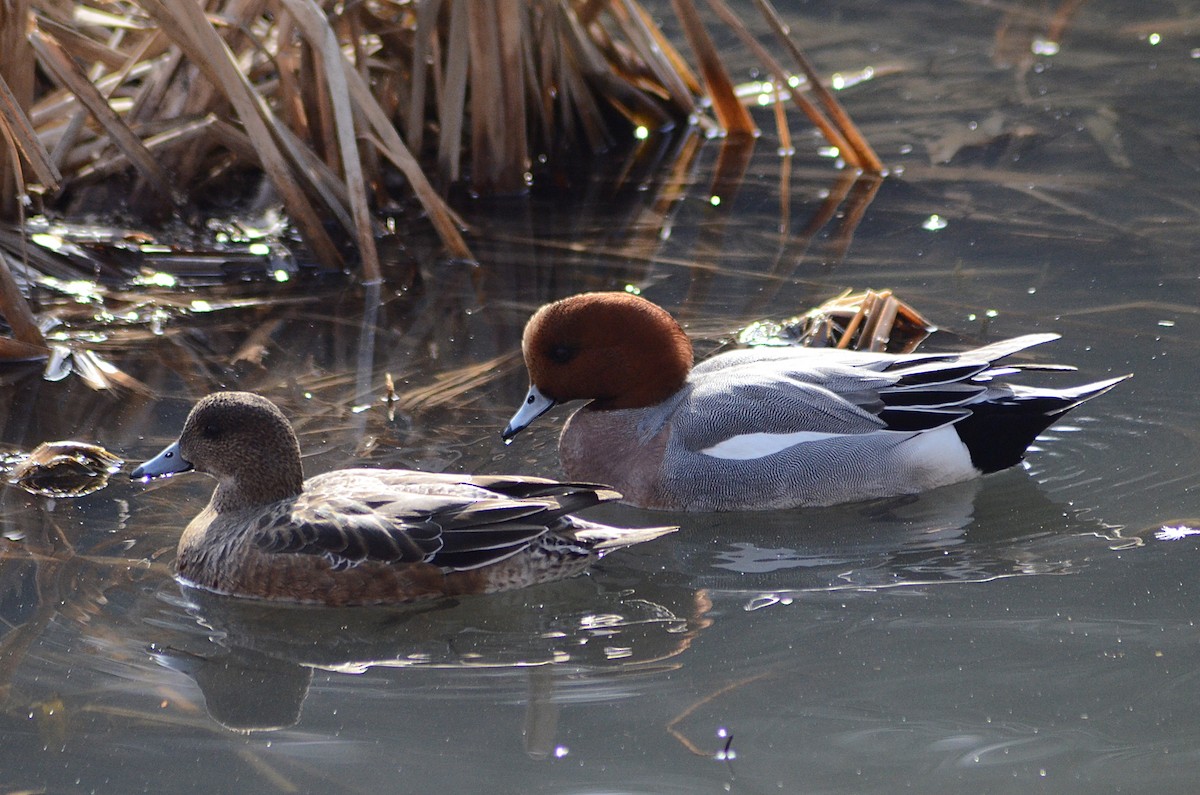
699 430 846 460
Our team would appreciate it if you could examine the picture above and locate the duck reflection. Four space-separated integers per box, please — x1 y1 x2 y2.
155 576 701 742
651 471 1120 609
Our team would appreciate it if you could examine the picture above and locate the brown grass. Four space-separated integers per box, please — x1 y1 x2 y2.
0 0 880 283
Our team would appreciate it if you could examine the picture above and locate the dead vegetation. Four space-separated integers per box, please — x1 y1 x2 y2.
0 0 879 277
0 0 885 383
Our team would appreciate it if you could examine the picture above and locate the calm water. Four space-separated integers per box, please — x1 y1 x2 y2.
3 1 1199 792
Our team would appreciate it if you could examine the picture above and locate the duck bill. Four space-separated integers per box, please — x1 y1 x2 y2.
130 440 194 480
502 385 556 441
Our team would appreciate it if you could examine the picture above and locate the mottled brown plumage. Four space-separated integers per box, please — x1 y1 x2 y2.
132 392 674 605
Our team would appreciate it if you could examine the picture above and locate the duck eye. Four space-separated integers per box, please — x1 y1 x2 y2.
201 423 221 440
547 344 575 364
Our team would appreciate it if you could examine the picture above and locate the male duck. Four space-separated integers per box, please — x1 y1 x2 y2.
503 292 1128 511
132 392 673 605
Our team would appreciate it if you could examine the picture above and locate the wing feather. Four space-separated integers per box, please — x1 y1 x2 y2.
251 475 620 572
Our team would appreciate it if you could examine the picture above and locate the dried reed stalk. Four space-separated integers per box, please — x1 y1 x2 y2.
670 0 756 136
0 249 48 355
1 0 881 277
137 0 346 268
29 28 174 202
0 0 35 218
751 0 883 173
0 72 60 192
276 0 381 281
705 0 866 171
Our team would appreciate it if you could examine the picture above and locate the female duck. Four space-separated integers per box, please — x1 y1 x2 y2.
133 392 672 605
503 292 1127 511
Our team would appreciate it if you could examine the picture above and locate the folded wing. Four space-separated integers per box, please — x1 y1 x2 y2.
255 472 621 571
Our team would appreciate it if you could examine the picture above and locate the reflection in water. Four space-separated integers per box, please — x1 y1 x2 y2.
156 643 314 733
156 579 700 738
672 472 1117 610
658 468 1164 772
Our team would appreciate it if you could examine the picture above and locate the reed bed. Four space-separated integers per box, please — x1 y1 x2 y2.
0 0 884 382
0 0 879 279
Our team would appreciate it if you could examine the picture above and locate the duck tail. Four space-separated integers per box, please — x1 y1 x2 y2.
573 523 678 553
956 374 1130 473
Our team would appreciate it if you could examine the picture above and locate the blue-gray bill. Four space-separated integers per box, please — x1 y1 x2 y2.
502 384 556 441
130 440 193 480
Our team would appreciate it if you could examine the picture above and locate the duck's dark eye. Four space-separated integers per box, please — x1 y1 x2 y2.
201 423 222 440
547 344 575 364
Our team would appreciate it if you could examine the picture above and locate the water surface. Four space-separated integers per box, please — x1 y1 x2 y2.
2 1 1199 792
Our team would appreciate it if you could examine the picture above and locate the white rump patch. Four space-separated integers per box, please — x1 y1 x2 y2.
699 431 845 460
896 426 978 487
